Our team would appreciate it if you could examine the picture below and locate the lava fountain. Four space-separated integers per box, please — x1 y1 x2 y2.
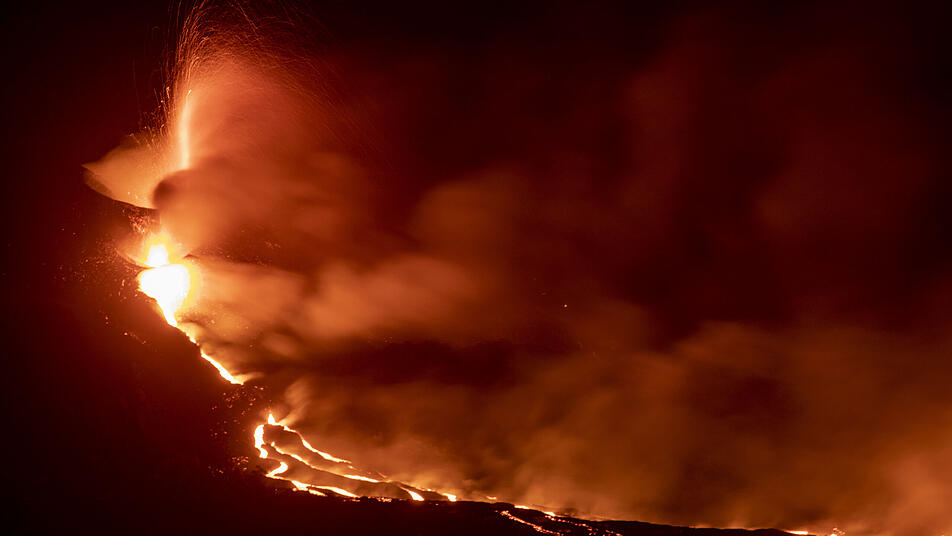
138 239 190 327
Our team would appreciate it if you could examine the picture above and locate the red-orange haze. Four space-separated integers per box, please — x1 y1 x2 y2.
85 3 951 535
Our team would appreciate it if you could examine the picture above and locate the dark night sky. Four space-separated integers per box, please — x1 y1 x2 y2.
2 1 950 534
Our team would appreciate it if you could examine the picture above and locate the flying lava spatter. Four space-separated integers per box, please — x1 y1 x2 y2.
130 71 468 505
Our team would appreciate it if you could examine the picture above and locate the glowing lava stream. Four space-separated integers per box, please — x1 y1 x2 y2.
136 237 457 503
136 237 822 535
136 237 821 534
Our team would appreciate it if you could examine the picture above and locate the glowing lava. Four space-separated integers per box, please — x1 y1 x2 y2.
133 235 522 520
130 231 671 536
199 350 244 385
138 242 190 327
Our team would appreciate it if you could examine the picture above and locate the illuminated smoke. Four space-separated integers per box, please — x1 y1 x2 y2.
86 2 951 535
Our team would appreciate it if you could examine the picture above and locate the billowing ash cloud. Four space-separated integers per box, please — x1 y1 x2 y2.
86 2 950 534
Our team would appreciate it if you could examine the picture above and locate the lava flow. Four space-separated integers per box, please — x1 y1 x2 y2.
134 236 462 503
134 241 821 533
133 243 840 536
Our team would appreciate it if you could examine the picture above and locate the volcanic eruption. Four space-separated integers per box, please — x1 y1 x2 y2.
79 1 951 535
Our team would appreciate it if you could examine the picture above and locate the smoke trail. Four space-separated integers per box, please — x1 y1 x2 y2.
87 2 951 534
